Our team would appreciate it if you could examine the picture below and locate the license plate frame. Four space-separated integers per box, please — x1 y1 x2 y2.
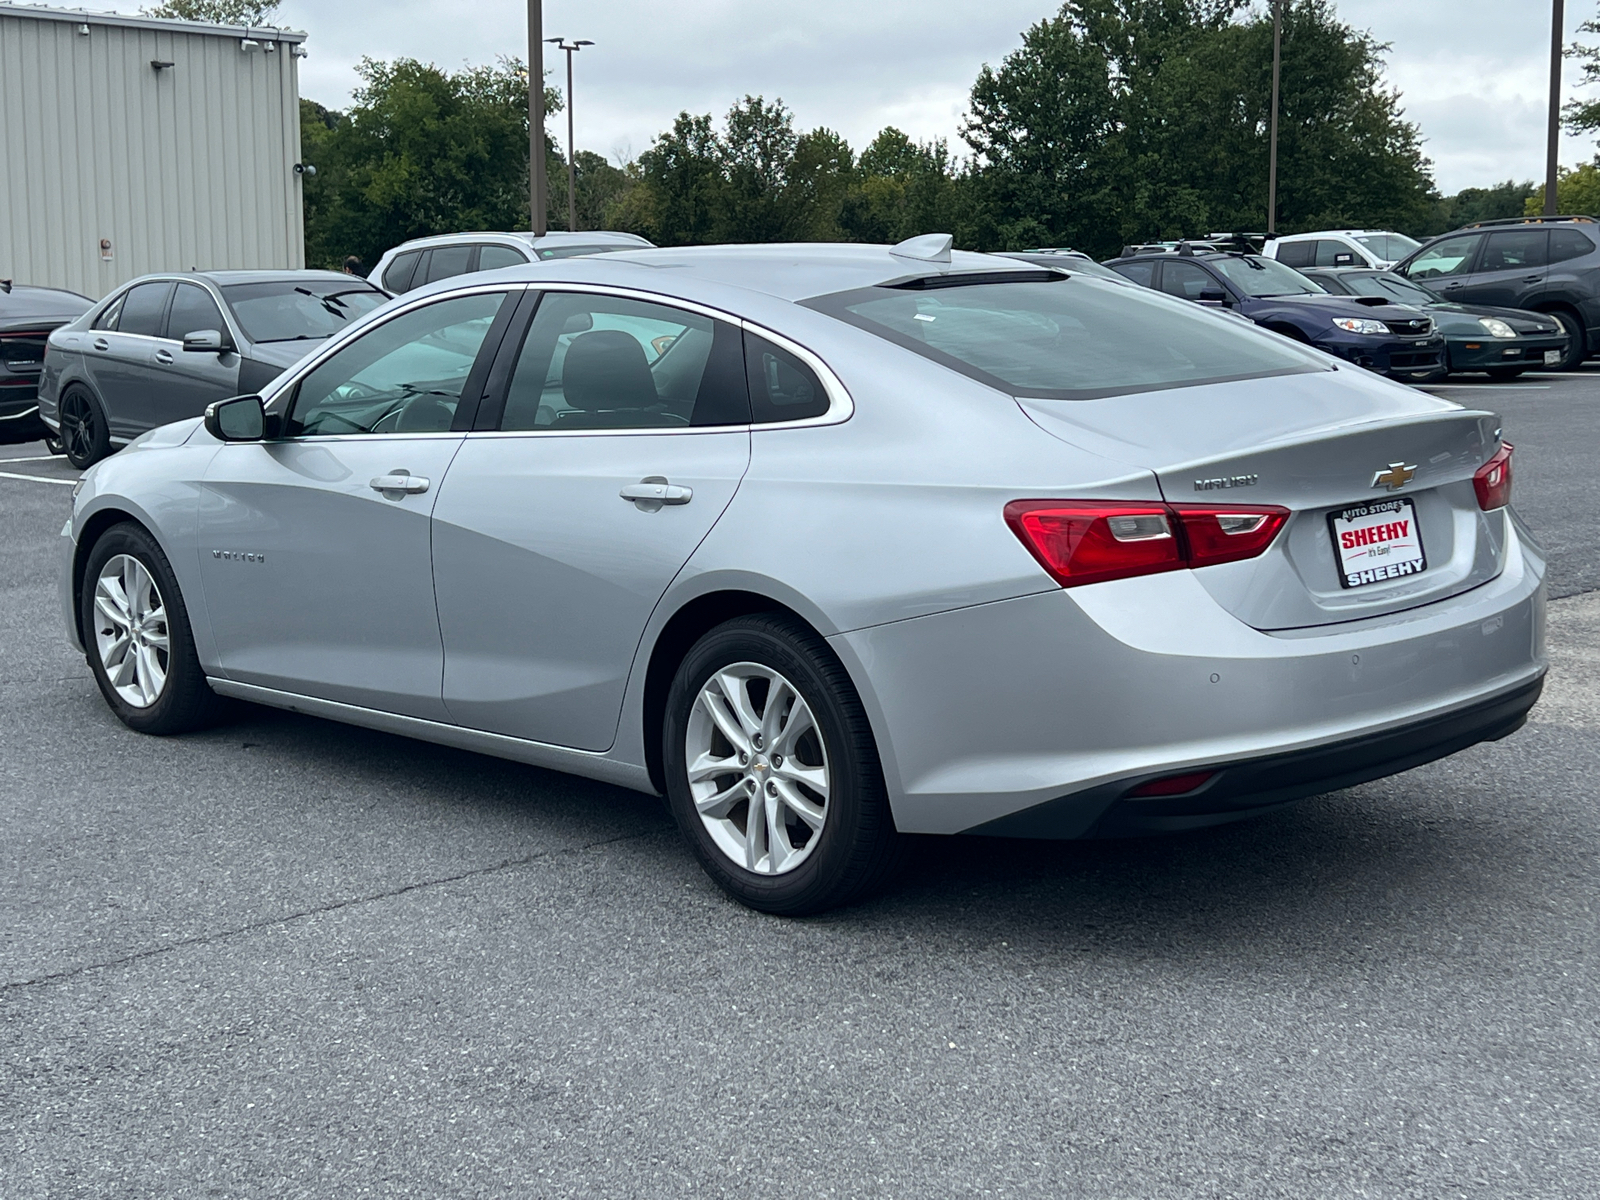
1328 498 1426 590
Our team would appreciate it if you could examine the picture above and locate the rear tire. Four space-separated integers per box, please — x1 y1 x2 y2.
1546 310 1586 371
662 614 904 915
1486 367 1525 382
60 387 110 469
81 522 223 735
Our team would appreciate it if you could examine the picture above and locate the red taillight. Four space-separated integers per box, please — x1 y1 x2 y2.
1170 504 1290 567
1128 771 1215 797
1473 442 1513 511
1003 501 1183 587
1006 500 1289 587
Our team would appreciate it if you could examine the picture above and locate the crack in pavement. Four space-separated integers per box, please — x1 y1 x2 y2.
1 829 657 994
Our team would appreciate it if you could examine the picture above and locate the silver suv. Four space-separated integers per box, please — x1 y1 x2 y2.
369 230 655 294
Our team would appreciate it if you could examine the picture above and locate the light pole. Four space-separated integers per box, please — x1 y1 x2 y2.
1547 0 1566 216
527 1 546 236
1268 0 1282 235
546 37 593 232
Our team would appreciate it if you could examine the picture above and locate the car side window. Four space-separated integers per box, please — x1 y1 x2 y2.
1549 228 1595 263
746 332 830 423
286 291 508 437
424 244 475 285
478 244 528 272
1314 240 1358 267
500 291 748 431
383 250 422 293
1111 260 1155 286
166 283 227 342
1480 230 1548 271
1160 261 1214 300
92 293 126 331
1274 241 1314 268
1404 234 1482 280
117 282 175 337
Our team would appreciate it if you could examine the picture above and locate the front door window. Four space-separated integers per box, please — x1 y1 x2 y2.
1404 235 1482 281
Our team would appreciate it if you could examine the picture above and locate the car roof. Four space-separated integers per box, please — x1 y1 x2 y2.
382 230 654 255
115 269 366 287
1273 229 1398 240
476 242 1054 304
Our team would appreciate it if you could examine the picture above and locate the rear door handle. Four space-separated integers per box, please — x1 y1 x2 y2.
620 476 693 508
369 472 430 496
92 338 109 352
154 349 174 365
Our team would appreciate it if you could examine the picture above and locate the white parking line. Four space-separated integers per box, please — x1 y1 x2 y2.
0 455 63 463
0 469 75 486
1425 384 1551 391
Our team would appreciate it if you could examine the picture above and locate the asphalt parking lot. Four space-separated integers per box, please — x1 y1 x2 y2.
3 371 1598 1198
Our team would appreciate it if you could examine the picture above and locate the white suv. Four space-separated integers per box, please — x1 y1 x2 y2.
1264 230 1422 271
368 230 655 294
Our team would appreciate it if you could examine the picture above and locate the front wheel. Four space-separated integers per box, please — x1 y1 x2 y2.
43 433 65 456
81 522 222 735
662 615 903 915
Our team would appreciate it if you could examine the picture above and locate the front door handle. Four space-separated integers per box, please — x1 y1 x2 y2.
370 472 430 496
1523 274 1541 282
154 349 174 365
620 476 693 510
92 338 109 352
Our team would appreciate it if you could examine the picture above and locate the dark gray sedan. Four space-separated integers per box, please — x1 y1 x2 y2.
39 271 389 467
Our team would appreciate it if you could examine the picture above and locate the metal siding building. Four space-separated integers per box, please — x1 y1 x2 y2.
0 4 305 298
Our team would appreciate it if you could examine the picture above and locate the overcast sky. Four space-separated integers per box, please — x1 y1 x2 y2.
274 0 1595 196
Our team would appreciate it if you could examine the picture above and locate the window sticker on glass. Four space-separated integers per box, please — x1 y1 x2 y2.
1329 498 1426 589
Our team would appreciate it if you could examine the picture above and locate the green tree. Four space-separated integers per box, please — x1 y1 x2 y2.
1523 163 1600 216
298 58 562 269
962 0 1435 256
143 0 280 23
1564 6 1600 137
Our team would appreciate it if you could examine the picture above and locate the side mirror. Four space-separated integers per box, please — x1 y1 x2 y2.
204 394 265 442
183 328 234 354
1198 287 1228 304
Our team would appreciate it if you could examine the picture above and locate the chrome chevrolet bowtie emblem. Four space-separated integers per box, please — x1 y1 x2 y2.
1371 462 1416 491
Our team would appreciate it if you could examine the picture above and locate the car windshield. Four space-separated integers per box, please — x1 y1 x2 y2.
220 282 388 343
806 276 1326 400
1353 233 1421 259
1206 256 1325 297
1340 273 1439 306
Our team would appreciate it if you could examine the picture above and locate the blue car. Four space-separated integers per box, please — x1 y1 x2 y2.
1105 248 1447 382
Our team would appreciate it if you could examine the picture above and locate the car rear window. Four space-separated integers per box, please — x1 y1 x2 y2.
221 282 388 344
805 275 1326 400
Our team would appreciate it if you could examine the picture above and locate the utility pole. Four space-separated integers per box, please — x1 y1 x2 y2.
1268 0 1282 235
1547 0 1566 215
547 38 593 232
528 0 546 235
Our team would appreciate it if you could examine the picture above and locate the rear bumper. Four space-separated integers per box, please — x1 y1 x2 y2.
978 674 1543 839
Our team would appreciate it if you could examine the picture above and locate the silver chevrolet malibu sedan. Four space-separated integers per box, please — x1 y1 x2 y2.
61 236 1546 913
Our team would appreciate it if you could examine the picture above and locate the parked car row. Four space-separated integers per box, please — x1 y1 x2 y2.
0 281 92 446
1096 214 1600 380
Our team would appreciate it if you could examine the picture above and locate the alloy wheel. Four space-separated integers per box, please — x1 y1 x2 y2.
92 554 170 708
59 392 97 464
686 662 830 875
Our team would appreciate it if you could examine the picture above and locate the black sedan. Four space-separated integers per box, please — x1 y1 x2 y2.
0 282 93 447
1104 249 1447 382
1300 267 1568 380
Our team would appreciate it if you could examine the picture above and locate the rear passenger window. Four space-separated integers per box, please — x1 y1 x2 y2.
746 332 830 423
425 245 475 284
1274 241 1315 268
1549 228 1594 263
499 292 748 431
1481 230 1548 271
117 282 175 337
478 244 528 272
383 250 422 293
1110 260 1155 287
92 293 126 331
